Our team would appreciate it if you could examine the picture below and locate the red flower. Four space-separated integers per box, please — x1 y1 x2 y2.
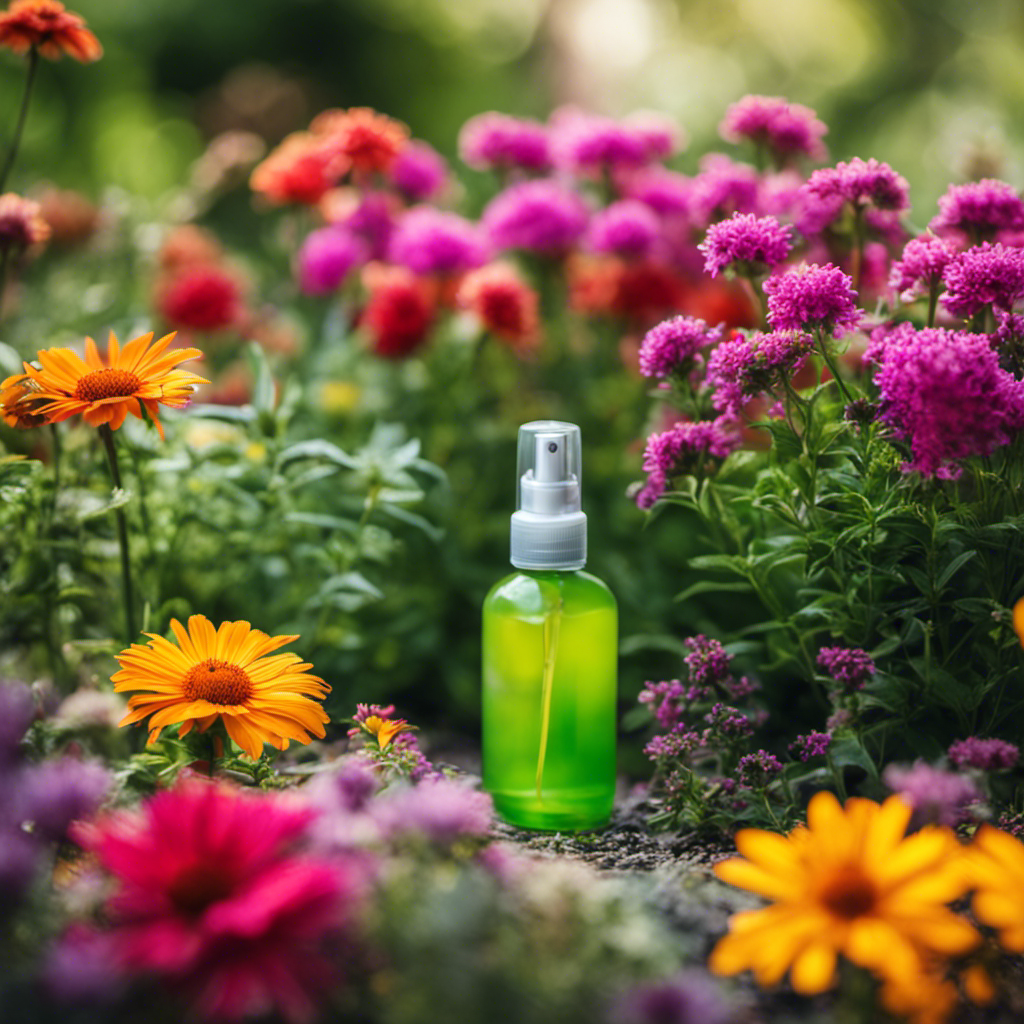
361 265 433 359
250 132 348 206
73 782 356 1024
0 0 101 61
157 266 243 333
611 261 690 326
312 107 408 176
458 263 539 353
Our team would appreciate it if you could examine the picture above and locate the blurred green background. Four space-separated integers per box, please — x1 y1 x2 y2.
5 0 1023 214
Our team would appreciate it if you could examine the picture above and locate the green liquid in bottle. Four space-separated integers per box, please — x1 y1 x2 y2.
482 569 617 831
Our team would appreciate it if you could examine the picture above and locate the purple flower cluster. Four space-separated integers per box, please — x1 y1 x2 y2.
995 310 1024 348
873 326 1024 478
706 329 814 416
636 418 740 508
644 728 701 763
388 207 488 276
764 262 861 335
703 703 754 741
941 242 1024 319
817 646 875 690
339 191 396 260
390 140 448 202
888 234 957 302
0 683 110 908
699 212 792 278
789 731 832 761
683 634 733 688
638 316 721 379
374 779 494 846
883 762 982 827
458 112 552 173
719 95 827 163
687 154 760 228
638 679 687 730
482 179 589 254
586 200 662 260
948 737 1019 771
736 750 783 788
803 157 910 213
296 226 366 295
611 970 729 1024
930 179 1024 239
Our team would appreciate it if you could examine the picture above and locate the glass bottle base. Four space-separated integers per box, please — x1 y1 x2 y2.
490 788 613 831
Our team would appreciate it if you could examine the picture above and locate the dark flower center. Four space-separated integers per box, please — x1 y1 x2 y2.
167 863 234 916
819 866 878 919
182 659 254 706
73 368 142 402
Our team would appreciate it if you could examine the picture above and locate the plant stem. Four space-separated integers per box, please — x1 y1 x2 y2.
99 424 136 642
0 46 39 192
926 280 939 328
46 423 61 527
815 329 856 408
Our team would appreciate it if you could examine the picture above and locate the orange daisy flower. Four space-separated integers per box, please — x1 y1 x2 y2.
0 377 47 427
113 614 331 760
312 107 408 175
14 331 207 439
710 792 978 1002
0 0 102 62
0 192 50 250
361 714 415 750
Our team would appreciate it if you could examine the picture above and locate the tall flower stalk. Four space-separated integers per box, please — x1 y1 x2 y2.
98 423 135 641
0 43 37 191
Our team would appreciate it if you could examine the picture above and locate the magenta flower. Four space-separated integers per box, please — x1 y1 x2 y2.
643 729 701 763
764 262 861 335
458 112 552 173
687 154 760 228
550 108 657 175
699 212 792 278
621 109 683 162
638 316 721 379
803 157 910 213
703 703 754 741
636 418 740 507
816 646 875 690
883 762 982 827
719 94 827 163
638 679 688 730
874 326 1024 477
296 226 366 295
43 925 127 1006
482 179 589 255
338 191 396 260
941 241 1024 319
948 737 1019 771
73 782 356 1024
15 757 109 842
586 199 661 260
888 234 957 302
388 206 488 276
706 329 814 416
622 166 692 218
611 971 729 1024
930 178 1024 240
390 140 448 201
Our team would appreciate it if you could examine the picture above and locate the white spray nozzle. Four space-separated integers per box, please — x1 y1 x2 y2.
511 421 587 569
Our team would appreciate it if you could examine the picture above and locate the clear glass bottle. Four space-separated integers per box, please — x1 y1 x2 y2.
482 422 617 830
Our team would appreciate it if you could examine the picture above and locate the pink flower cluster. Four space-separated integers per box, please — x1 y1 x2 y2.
764 262 861 335
816 646 875 690
635 418 740 507
941 242 1024 319
698 212 792 278
706 329 814 416
803 157 910 213
873 325 1024 478
930 179 1024 240
888 234 956 302
719 95 828 163
883 762 982 827
637 315 721 379
948 737 1019 771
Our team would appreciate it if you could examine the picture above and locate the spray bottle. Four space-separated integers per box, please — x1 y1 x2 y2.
482 421 617 830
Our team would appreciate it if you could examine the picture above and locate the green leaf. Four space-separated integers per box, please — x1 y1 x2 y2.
935 550 977 591
277 439 358 469
674 579 754 603
829 737 878 779
284 512 359 534
187 404 257 424
247 341 276 413
377 503 444 542
76 486 133 522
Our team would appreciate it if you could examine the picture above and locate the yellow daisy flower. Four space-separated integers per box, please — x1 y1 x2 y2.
361 714 415 750
113 615 330 760
967 824 1024 952
709 791 978 998
12 330 207 439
